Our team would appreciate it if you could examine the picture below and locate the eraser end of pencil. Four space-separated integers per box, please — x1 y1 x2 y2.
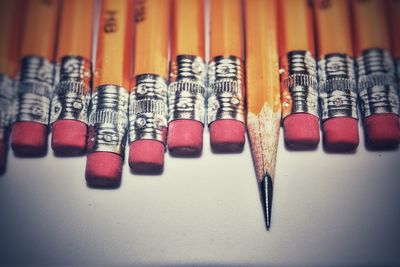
129 140 164 173
0 139 7 174
364 114 400 150
85 152 123 187
51 120 87 156
168 120 203 156
11 122 47 157
322 117 359 152
210 120 245 153
283 113 320 149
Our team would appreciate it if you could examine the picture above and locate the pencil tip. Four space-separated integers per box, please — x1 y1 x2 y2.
259 174 273 230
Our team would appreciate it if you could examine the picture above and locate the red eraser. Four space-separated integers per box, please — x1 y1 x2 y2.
129 140 164 173
85 152 123 187
51 120 87 156
168 120 203 156
209 119 245 153
364 113 400 150
283 113 320 150
322 117 359 152
11 122 48 157
0 139 7 174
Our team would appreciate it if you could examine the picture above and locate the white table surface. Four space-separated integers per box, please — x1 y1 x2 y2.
1 124 399 266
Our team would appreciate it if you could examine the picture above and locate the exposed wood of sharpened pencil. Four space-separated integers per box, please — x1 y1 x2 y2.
57 0 95 62
20 0 60 60
172 0 204 58
314 0 353 56
133 0 170 79
0 0 25 77
388 0 400 59
245 0 280 229
210 0 243 58
94 0 134 90
351 0 390 56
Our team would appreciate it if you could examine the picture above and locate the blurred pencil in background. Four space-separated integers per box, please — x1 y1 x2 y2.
11 0 60 157
278 0 319 150
208 0 246 153
314 0 359 152
388 0 400 85
50 0 95 156
85 0 133 187
0 0 25 173
168 0 206 157
351 0 400 150
128 0 170 174
245 0 280 230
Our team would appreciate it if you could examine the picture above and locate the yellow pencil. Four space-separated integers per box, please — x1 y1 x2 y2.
245 0 280 229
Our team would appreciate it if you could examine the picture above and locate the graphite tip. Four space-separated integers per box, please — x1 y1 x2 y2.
259 174 274 230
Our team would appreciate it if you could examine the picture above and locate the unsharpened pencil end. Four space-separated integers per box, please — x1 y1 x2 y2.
210 120 245 153
364 114 400 150
51 120 88 156
85 152 123 187
260 174 273 230
11 122 48 157
283 113 320 150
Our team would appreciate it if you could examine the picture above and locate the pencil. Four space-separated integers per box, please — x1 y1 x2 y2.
208 0 246 153
0 0 25 173
50 0 95 156
10 0 60 157
128 0 170 173
314 0 359 152
245 0 280 230
85 0 133 187
389 0 400 123
351 0 400 149
168 0 206 157
278 0 319 150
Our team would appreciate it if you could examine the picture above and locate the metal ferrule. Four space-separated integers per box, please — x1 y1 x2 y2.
318 53 358 120
87 84 129 156
0 73 14 138
50 56 92 124
207 56 245 125
356 49 399 118
168 55 206 123
15 56 55 125
129 74 168 145
281 50 319 118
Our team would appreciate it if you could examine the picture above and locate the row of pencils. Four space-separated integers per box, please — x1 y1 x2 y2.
0 0 399 230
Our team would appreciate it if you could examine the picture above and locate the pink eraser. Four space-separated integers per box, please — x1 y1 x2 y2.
85 152 123 187
51 120 87 156
364 113 400 150
11 122 48 157
168 120 203 156
209 119 245 153
322 117 359 152
283 113 320 150
129 140 164 173
0 139 7 174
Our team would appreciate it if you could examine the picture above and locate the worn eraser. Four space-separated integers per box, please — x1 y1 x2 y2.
0 139 7 174
322 117 359 152
129 140 164 173
168 120 203 156
85 152 123 187
209 119 245 153
283 114 320 150
51 120 87 156
11 122 48 157
364 113 400 150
